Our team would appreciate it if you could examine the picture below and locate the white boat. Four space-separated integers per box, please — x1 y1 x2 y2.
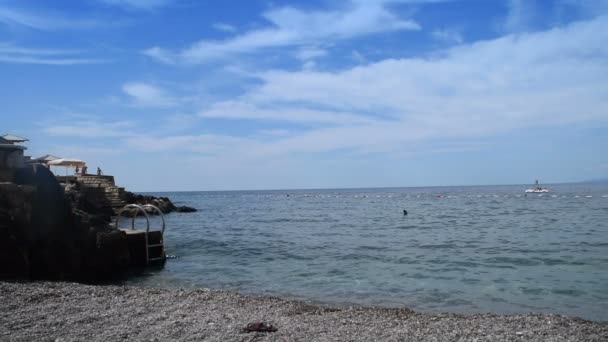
525 180 549 193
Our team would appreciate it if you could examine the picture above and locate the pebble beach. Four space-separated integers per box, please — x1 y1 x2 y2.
1 281 606 341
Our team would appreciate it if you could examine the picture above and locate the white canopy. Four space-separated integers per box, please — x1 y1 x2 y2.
30 154 61 163
47 158 86 167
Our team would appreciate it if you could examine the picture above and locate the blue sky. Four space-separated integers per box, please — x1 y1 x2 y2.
1 0 608 191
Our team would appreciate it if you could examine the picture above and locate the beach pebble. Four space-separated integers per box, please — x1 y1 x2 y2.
0 281 606 342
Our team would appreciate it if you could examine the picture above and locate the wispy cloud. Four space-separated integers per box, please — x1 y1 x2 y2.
125 134 258 154
97 0 173 11
199 101 377 124
0 6 106 30
257 129 291 137
212 23 237 33
122 82 177 107
144 1 420 64
0 43 104 65
46 145 126 158
44 120 136 138
183 15 608 156
503 0 541 33
431 28 463 44
295 46 328 61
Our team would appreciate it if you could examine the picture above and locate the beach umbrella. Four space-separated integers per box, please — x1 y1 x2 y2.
47 158 86 175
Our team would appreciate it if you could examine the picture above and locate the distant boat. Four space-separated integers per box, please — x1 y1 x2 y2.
525 180 549 193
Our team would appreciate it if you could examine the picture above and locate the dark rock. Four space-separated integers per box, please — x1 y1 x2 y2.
0 228 29 279
79 228 130 280
1 164 133 281
14 164 74 242
117 192 194 215
243 322 278 333
8 165 82 279
175 206 197 213
1 163 186 281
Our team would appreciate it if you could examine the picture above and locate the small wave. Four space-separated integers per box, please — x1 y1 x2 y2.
249 217 337 223
419 243 456 249
445 298 474 306
519 287 546 295
484 257 540 267
533 257 585 266
356 245 387 251
411 272 430 279
580 242 608 247
338 253 385 262
461 277 480 284
396 225 419 230
436 215 459 219
551 288 586 297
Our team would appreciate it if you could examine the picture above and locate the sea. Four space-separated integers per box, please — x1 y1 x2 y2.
122 183 608 322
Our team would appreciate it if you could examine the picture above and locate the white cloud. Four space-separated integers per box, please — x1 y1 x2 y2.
0 44 77 55
0 55 103 65
145 1 420 64
163 114 199 132
431 28 463 44
503 0 541 33
0 6 107 30
125 134 258 154
44 120 135 138
122 82 177 107
97 0 172 10
295 46 328 61
258 129 291 137
188 15 608 156
351 50 367 64
302 60 317 71
0 43 104 65
47 145 125 157
141 46 174 64
212 23 237 33
42 6 605 180
199 101 376 124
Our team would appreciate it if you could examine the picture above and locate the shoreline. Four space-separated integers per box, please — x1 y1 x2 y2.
1 281 606 341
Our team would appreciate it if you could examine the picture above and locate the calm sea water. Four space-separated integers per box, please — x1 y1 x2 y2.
123 184 608 321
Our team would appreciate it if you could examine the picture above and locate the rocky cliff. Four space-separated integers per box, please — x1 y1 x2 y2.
60 175 196 223
0 164 195 281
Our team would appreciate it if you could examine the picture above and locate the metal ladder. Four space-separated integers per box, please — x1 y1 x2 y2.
115 204 167 265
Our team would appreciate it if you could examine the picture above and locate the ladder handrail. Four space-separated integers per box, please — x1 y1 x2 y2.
141 204 166 235
115 203 166 266
115 204 150 232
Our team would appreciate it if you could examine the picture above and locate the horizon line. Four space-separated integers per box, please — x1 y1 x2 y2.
133 180 604 194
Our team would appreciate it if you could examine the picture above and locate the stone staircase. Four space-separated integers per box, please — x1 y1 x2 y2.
75 175 126 212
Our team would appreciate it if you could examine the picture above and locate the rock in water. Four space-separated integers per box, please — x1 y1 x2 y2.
175 206 197 213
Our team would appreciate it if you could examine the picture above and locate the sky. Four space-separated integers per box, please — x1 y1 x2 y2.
1 0 608 191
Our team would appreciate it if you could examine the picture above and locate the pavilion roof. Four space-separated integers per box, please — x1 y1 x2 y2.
0 134 29 143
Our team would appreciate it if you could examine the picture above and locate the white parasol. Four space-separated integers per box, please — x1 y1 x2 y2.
47 158 86 175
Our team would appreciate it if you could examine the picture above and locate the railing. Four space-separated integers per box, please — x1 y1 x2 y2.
115 204 166 265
